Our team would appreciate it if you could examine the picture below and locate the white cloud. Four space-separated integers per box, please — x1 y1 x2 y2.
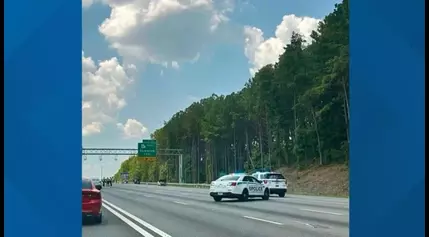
117 119 148 139
82 122 103 136
82 51 136 136
244 14 320 76
98 0 234 66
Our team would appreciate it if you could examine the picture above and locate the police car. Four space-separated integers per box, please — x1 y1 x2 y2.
209 173 270 202
252 171 287 197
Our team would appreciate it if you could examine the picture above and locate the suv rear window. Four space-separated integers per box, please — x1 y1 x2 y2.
217 175 240 181
264 173 285 180
82 180 93 189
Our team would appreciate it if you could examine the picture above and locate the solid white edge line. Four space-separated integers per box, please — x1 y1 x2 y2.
103 199 172 237
300 208 343 216
242 216 284 225
103 203 155 237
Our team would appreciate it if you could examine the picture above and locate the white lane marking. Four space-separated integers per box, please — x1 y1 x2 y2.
300 208 343 216
173 201 188 205
103 202 155 237
294 220 315 228
103 199 172 237
243 216 284 226
143 194 154 198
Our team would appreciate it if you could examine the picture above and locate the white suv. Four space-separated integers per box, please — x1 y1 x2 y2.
252 172 287 197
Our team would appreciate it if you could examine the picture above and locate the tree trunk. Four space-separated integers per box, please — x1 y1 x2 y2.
245 127 255 170
259 121 263 169
342 76 350 146
265 108 272 169
233 127 237 171
291 92 300 166
212 143 215 179
342 76 350 121
224 145 228 173
191 137 196 183
311 107 323 165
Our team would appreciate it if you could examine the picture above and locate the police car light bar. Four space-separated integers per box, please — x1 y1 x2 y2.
230 173 246 175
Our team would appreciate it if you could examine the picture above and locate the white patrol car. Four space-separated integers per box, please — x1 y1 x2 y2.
209 173 270 202
252 171 287 197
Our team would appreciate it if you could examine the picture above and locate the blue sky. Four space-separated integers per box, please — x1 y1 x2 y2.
82 0 339 178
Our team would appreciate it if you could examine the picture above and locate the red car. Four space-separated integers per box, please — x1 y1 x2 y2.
82 178 102 223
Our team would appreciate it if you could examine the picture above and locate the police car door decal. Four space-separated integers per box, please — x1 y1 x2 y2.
255 177 264 195
248 176 263 195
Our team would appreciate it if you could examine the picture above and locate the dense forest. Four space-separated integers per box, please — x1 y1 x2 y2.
115 0 349 184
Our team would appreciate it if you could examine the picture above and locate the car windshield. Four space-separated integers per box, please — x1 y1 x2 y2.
264 173 285 180
82 180 92 189
216 175 240 181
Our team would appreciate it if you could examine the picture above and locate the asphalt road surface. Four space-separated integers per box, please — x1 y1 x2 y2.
83 184 349 237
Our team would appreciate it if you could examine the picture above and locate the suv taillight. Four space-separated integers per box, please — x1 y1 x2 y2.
263 180 268 184
229 182 237 186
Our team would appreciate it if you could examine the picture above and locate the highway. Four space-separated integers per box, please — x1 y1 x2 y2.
83 184 349 237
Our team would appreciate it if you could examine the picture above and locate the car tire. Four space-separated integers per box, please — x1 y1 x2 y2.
213 196 222 202
94 213 102 224
278 192 286 198
262 188 270 200
240 189 249 202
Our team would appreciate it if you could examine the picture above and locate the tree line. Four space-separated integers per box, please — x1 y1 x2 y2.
115 0 349 184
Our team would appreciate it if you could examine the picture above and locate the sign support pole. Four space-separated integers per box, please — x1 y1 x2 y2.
178 154 183 184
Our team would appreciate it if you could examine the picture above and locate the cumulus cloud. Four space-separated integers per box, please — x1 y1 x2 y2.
244 14 320 76
82 122 103 136
117 119 148 139
97 0 234 66
82 52 136 136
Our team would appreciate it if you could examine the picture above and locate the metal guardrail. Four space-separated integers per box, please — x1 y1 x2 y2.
139 182 211 188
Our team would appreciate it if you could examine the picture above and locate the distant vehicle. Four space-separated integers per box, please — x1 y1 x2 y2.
157 179 167 186
133 179 141 184
209 173 270 202
252 171 287 197
91 178 102 190
82 178 102 223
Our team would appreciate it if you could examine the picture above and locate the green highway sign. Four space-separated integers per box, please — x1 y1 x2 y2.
137 139 157 159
